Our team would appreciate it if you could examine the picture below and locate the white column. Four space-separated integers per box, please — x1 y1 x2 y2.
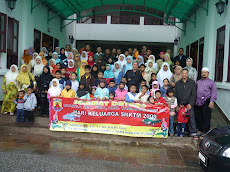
140 16 144 25
107 16 111 24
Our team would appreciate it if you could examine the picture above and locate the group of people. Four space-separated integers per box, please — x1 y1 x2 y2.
1 45 217 140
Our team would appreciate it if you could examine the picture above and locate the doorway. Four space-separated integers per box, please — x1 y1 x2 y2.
198 37 204 80
190 41 198 69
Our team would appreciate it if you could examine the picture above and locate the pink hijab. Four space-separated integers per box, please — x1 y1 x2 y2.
150 81 160 98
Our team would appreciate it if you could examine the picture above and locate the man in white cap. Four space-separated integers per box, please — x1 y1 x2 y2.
195 67 217 137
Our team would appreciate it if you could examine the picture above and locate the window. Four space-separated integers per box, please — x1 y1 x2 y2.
215 26 225 82
0 12 7 53
7 17 19 69
34 29 41 53
227 32 230 82
42 33 53 51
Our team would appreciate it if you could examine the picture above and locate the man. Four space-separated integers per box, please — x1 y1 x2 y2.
195 67 217 136
175 68 198 140
140 46 147 61
124 61 143 92
128 48 133 55
65 44 71 57
116 49 122 61
85 44 94 58
94 47 104 63
145 49 155 63
104 48 112 63
173 48 187 68
156 52 165 71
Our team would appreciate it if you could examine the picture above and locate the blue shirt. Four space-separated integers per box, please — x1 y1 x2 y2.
108 86 116 94
160 86 170 97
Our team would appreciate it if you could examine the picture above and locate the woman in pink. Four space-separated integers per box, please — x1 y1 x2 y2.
150 81 160 98
115 81 128 101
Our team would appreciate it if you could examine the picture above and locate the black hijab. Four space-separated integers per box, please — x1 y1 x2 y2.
77 80 88 98
46 50 53 61
59 48 66 60
39 66 53 87
91 64 98 79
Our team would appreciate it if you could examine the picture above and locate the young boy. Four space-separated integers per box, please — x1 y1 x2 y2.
24 86 37 124
139 79 149 94
61 67 68 81
109 92 115 100
175 100 190 137
94 80 109 100
69 72 79 93
139 64 146 78
134 85 149 103
154 90 166 105
13 90 26 124
81 65 95 92
160 78 170 97
164 88 177 136
61 80 75 98
149 73 157 89
95 71 106 87
54 70 65 89
125 84 137 103
108 79 116 94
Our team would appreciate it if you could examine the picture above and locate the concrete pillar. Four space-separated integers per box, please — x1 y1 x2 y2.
107 16 111 24
140 16 144 25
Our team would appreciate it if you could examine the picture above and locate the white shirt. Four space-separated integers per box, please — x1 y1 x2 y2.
134 92 149 103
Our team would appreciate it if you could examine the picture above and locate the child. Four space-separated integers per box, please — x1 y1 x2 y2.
160 78 170 97
95 71 106 87
47 78 62 98
115 81 128 101
134 85 149 103
69 72 79 93
148 96 155 105
125 84 137 103
121 77 128 90
87 55 95 68
139 80 149 94
104 64 114 84
113 62 123 86
81 65 95 92
150 81 160 98
13 90 26 124
149 73 157 89
95 80 109 100
100 62 106 72
91 64 98 79
24 86 37 124
175 100 190 137
66 59 76 79
76 80 91 100
107 57 114 69
61 67 68 81
154 90 166 105
90 86 97 100
108 79 116 94
109 92 115 100
164 88 178 136
60 80 75 98
54 70 65 89
124 56 133 74
139 64 146 78
118 54 126 70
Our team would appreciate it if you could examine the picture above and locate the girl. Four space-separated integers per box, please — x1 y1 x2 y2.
104 64 114 79
28 46 35 57
154 90 166 105
33 56 44 79
157 62 173 87
76 60 88 81
115 81 128 101
138 55 144 66
87 55 95 68
147 55 158 72
160 78 170 97
1 65 18 115
59 48 67 61
63 52 74 67
16 64 36 92
118 54 126 70
21 49 33 65
100 62 106 72
28 52 38 72
47 78 62 98
66 59 76 79
144 60 157 86
107 57 114 71
170 65 182 88
46 50 53 62
164 53 173 71
41 47 48 57
38 52 48 66
150 81 160 98
49 59 58 76
52 52 62 65
96 56 103 70
113 62 123 86
74 54 81 69
90 86 97 100
185 57 197 82
94 80 109 100
60 80 75 98
69 72 79 93
91 64 98 79
148 96 155 105
124 56 133 74
76 80 91 100
109 92 115 100
80 51 88 61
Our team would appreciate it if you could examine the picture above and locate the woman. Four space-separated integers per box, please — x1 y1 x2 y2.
55 47 60 55
16 64 36 92
72 48 79 56
66 59 77 79
74 54 81 69
144 60 157 86
28 47 35 57
63 52 74 67
21 49 33 65
38 52 48 66
41 47 48 57
113 62 123 86
96 55 103 70
164 53 173 71
76 60 88 81
1 65 18 115
33 56 44 79
157 62 173 87
185 57 197 82
59 48 67 60
124 56 133 74
28 52 38 72
147 55 158 72
49 59 57 76
170 65 182 88
80 51 88 61
138 55 144 66
52 52 62 65
46 50 53 62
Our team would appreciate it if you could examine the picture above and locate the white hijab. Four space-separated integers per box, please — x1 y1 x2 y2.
48 78 62 97
80 51 88 61
113 61 122 79
67 52 74 62
41 47 48 57
5 64 18 86
118 54 126 69
33 56 44 77
148 55 156 63
68 59 75 68
157 62 172 87
30 52 38 67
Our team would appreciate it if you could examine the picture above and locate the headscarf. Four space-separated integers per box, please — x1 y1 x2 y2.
148 55 156 63
33 56 44 77
52 52 61 64
87 55 95 67
118 54 126 69
68 59 75 68
46 50 53 62
91 64 98 78
30 52 38 68
152 81 160 90
157 62 173 87
138 55 144 66
164 53 172 66
185 57 197 82
96 55 103 69
22 49 33 64
40 66 53 84
107 57 114 65
28 47 34 57
72 48 79 55
74 55 81 69
79 60 88 80
67 52 74 62
124 56 133 73
55 47 60 54
77 80 88 98
48 78 62 97
104 64 114 78
5 64 18 86
81 51 88 61
59 48 66 60
145 60 156 74
113 62 122 79
172 65 182 83
39 52 48 66
41 47 48 56
16 64 34 85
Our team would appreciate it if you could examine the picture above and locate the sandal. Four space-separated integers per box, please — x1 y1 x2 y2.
193 135 199 141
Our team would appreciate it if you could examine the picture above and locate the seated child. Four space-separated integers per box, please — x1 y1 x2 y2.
81 65 95 92
134 85 149 103
61 67 68 81
125 84 137 103
149 73 157 89
139 79 149 94
13 90 26 124
109 92 115 100
108 79 116 93
95 80 109 100
148 96 155 105
76 80 91 101
95 71 106 87
164 88 177 136
115 81 128 101
60 80 75 98
154 90 166 105
69 72 79 93
103 64 114 84
175 100 189 137
47 78 62 98
150 81 160 98
160 78 170 97
90 86 97 100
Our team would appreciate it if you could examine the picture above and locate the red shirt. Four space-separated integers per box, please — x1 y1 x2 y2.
66 67 76 79
154 97 166 105
177 106 190 123
86 51 94 58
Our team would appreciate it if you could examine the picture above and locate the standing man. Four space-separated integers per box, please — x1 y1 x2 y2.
85 44 94 58
94 47 104 63
173 48 187 68
175 68 198 140
195 67 217 137
124 61 143 92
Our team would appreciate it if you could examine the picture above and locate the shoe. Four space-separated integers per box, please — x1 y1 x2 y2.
170 134 174 137
10 112 14 116
174 133 179 137
3 112 8 115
